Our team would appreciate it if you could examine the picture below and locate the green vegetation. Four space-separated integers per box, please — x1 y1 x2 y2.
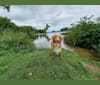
0 16 100 80
0 16 47 49
0 28 34 50
64 16 100 57
0 16 47 34
60 27 68 32
0 48 100 80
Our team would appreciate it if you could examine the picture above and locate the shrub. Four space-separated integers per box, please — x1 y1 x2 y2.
64 16 100 51
0 29 34 50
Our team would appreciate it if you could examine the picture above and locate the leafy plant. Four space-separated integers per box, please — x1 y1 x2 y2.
64 16 100 57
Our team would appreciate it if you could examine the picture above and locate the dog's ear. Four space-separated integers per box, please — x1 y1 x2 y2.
52 35 54 40
59 36 62 41
52 35 56 40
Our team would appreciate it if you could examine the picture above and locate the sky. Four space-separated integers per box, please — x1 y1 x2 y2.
0 5 100 32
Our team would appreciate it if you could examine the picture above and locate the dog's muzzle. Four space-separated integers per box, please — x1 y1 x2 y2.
54 40 60 44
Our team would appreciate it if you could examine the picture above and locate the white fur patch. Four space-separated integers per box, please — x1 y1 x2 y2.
54 47 61 54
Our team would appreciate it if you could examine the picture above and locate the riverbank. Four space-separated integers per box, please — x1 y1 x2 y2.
0 48 100 80
67 45 100 61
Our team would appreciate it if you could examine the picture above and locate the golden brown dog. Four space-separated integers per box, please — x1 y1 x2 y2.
51 34 62 57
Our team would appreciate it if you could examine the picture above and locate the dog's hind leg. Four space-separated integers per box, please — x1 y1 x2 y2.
52 51 55 56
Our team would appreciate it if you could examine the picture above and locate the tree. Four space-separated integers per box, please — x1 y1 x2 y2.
95 17 100 24
60 27 68 31
44 24 50 32
0 5 10 12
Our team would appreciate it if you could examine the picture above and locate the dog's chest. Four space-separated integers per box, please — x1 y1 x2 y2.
54 47 61 54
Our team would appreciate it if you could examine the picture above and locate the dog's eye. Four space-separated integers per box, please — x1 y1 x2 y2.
53 40 56 42
53 40 60 43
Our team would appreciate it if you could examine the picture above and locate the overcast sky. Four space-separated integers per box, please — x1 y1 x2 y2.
0 5 100 32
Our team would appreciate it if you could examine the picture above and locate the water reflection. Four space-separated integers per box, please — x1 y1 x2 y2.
34 37 51 48
33 32 100 61
33 32 73 51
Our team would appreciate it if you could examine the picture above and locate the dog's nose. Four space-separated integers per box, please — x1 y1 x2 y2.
56 40 59 43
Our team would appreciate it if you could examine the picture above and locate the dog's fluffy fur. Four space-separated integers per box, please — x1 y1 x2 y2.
51 35 62 57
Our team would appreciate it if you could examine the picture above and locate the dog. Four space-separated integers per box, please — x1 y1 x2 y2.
51 34 62 57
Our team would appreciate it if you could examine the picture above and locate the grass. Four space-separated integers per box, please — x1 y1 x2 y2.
0 28 99 80
0 48 100 80
0 16 99 80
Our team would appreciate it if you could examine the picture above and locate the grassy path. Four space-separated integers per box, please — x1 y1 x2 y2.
0 48 100 80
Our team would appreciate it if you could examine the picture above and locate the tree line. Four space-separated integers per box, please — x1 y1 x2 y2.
64 16 100 57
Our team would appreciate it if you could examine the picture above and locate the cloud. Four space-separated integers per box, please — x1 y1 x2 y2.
0 5 100 31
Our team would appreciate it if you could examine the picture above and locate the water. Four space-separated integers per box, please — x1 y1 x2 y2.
33 32 73 51
33 31 100 61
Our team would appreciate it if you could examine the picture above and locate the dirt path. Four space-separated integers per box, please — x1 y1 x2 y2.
82 63 100 80
83 63 100 73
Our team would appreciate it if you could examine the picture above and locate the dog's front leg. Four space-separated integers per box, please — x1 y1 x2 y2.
51 43 55 56
59 48 62 57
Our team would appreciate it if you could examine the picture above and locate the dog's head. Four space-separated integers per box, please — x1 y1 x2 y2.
52 35 62 44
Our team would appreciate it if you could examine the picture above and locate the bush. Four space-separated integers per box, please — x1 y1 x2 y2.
64 16 100 51
0 29 34 50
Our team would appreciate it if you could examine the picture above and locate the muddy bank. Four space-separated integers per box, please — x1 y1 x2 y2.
67 45 100 61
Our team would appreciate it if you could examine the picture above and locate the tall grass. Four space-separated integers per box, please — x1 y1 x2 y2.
0 29 34 50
